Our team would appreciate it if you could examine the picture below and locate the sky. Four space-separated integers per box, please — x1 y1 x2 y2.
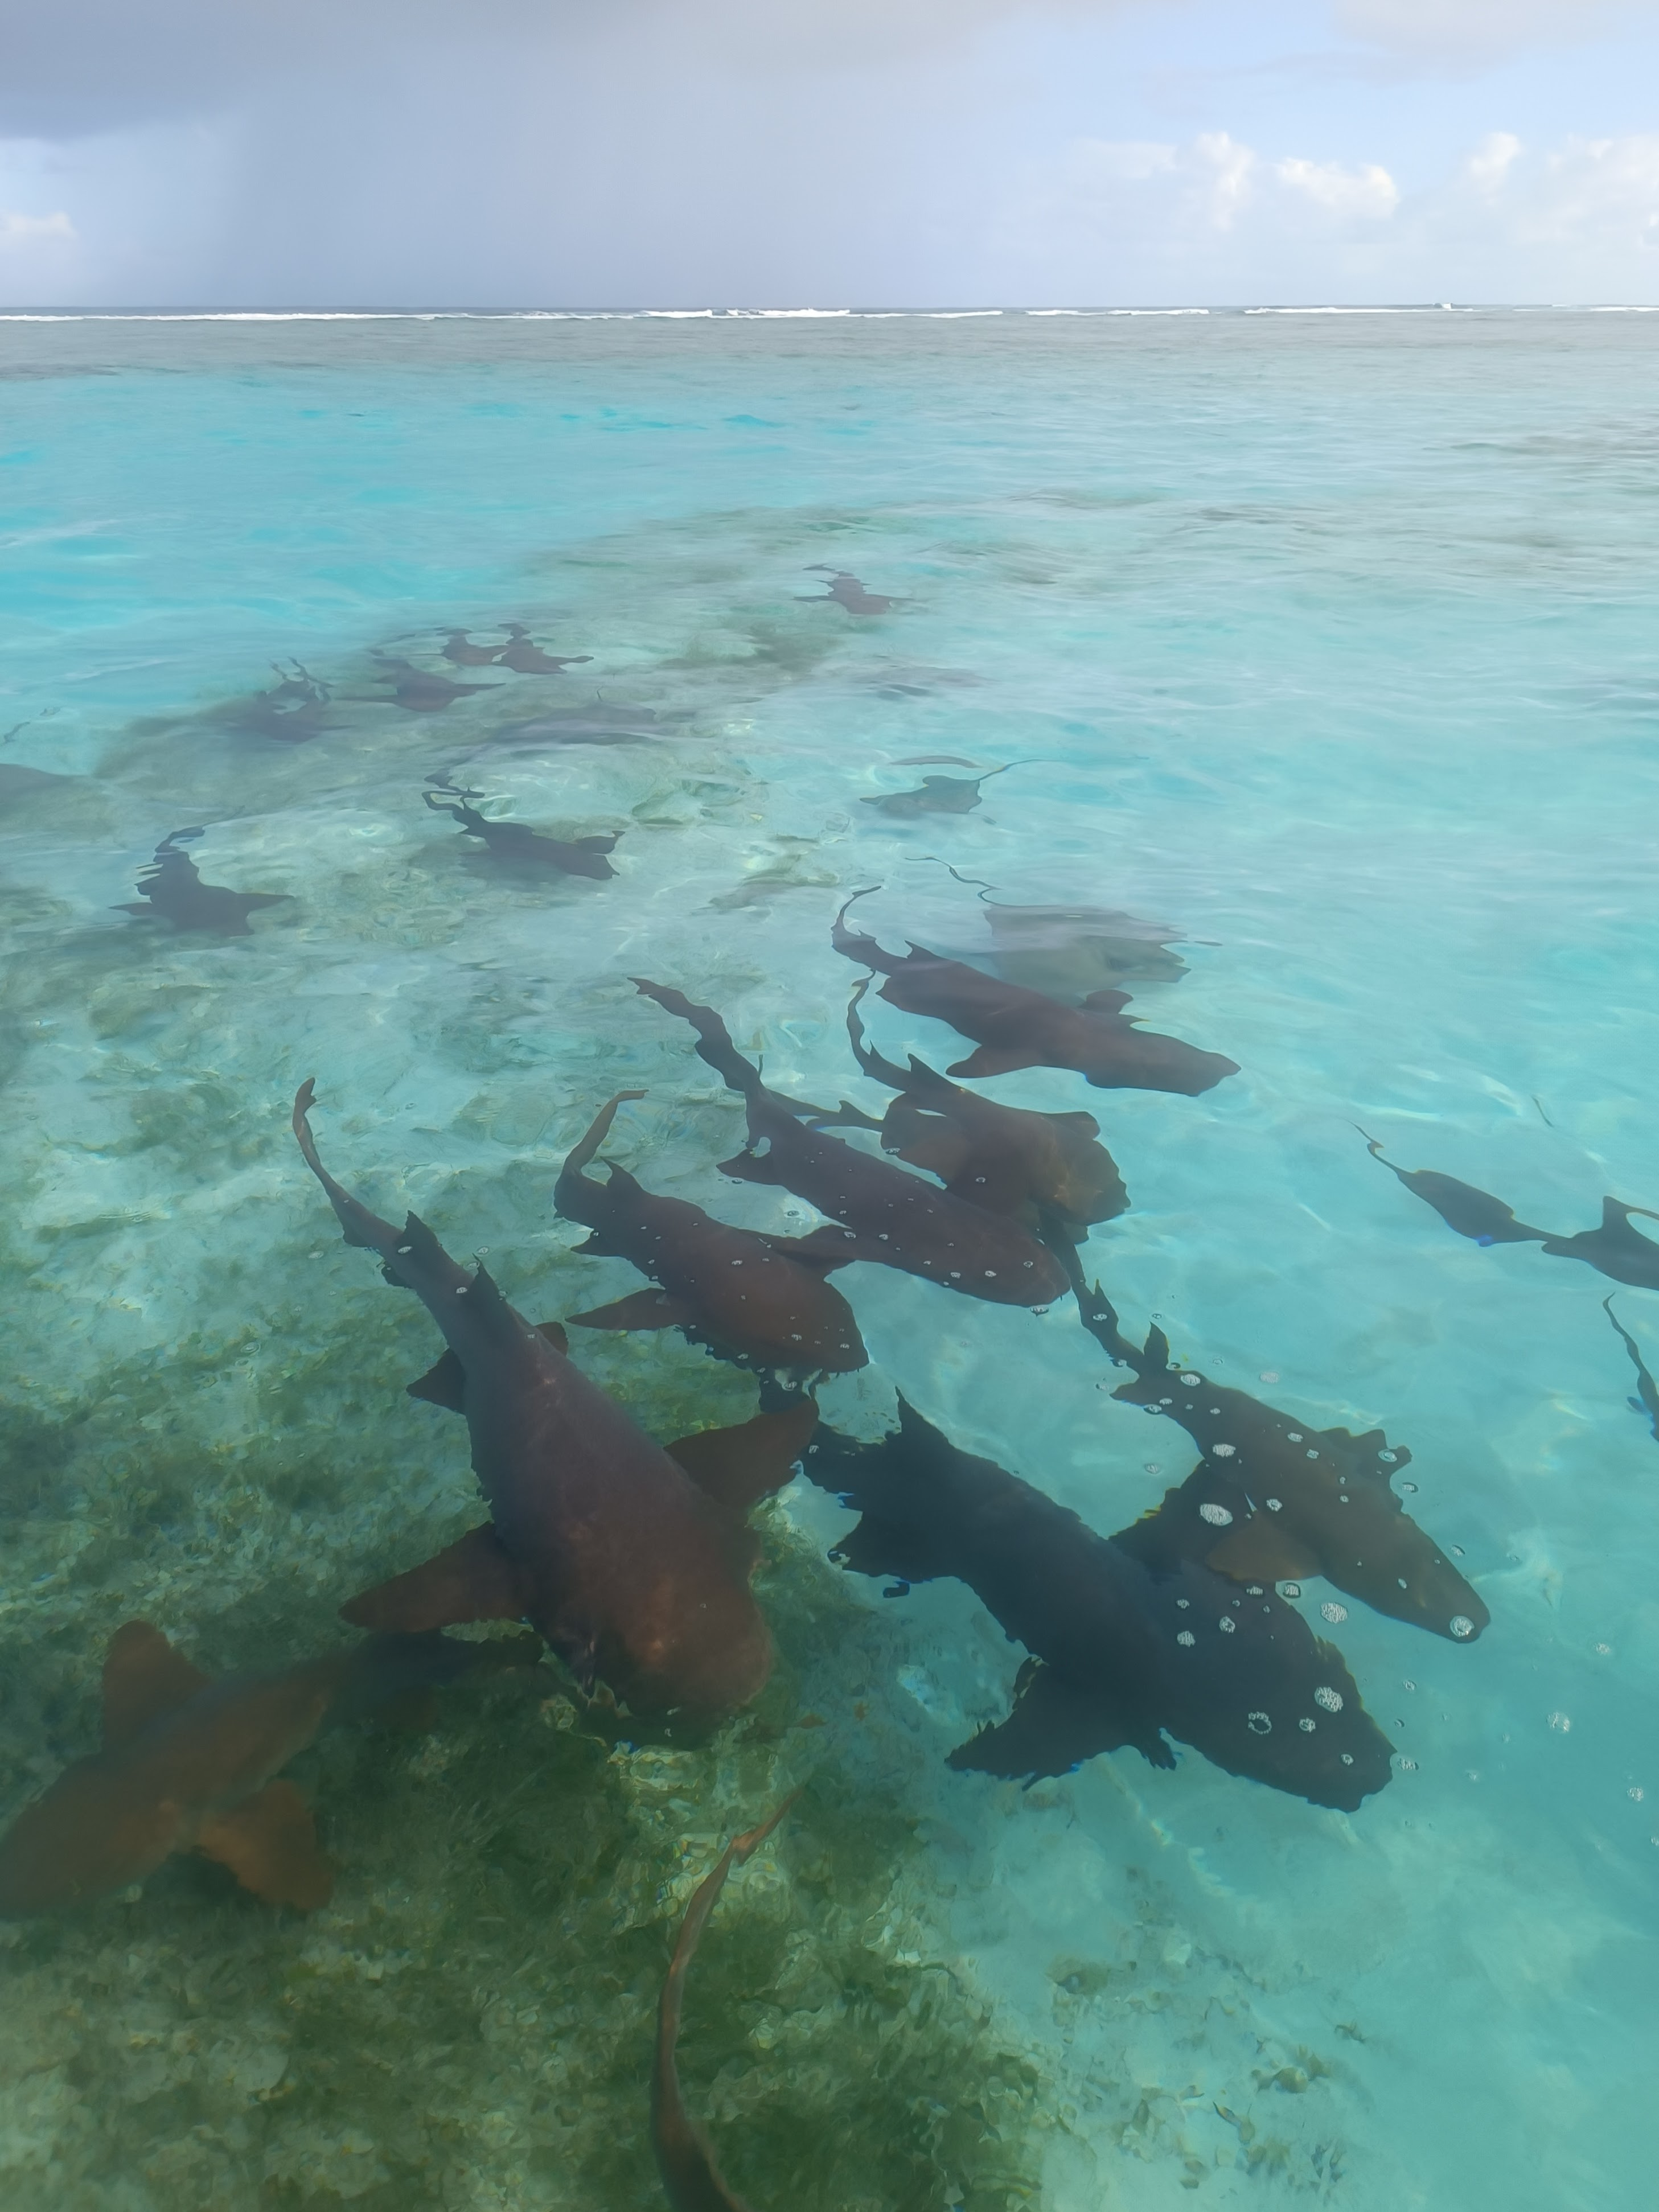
1 0 1658 307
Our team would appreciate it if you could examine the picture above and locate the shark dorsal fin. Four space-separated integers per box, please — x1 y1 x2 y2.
102 1621 212 1749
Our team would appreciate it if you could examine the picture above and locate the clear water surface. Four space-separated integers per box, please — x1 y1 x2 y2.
1 309 1656 2211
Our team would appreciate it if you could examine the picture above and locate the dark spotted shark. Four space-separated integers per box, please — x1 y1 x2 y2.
424 779 620 880
1089 1292 1489 1644
556 1089 868 1372
116 828 288 935
293 1082 786 1721
632 980 1070 1308
0 1621 515 1916
803 1403 1393 1812
831 893 1237 1096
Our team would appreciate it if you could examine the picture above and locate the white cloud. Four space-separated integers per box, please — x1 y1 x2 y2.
991 123 1659 301
0 208 73 242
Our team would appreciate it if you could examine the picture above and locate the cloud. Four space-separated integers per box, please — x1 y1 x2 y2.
0 209 73 244
992 122 1659 302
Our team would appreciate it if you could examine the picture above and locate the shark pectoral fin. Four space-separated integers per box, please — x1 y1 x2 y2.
716 1146 784 1185
566 1288 695 1332
1082 988 1132 1014
948 1660 1172 1781
1205 1516 1320 1585
536 1320 570 1355
762 1227 859 1271
666 1397 819 1514
573 1231 618 1255
892 1125 974 1182
408 1347 466 1411
341 1524 530 1634
197 1781 334 1910
944 1045 1033 1079
101 1621 213 1749
573 833 620 853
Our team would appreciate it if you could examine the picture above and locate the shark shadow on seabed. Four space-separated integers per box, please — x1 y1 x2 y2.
423 778 622 881
116 827 289 935
802 1403 1393 1813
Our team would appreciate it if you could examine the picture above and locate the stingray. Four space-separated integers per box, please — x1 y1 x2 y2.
496 623 593 675
424 779 620 881
556 1089 867 1373
652 1796 796 2212
1606 1298 1659 1440
831 892 1238 1097
366 655 497 712
802 1404 1392 1812
116 828 288 935
632 980 1070 1309
0 1621 520 1916
797 566 895 615
805 980 1127 1240
294 1084 801 1720
0 763 76 805
1091 1292 1488 1643
982 902 1189 1001
861 764 1020 819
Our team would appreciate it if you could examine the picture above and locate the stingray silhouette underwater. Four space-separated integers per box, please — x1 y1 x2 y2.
803 1401 1392 1812
0 1621 521 1917
831 891 1238 1096
292 1083 809 1722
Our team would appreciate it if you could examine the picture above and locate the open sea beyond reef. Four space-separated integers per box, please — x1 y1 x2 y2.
1 308 1656 2212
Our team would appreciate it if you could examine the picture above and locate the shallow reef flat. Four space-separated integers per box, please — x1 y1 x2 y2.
3 313 1659 2212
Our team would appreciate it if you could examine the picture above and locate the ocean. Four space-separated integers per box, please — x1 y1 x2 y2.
1 306 1656 2210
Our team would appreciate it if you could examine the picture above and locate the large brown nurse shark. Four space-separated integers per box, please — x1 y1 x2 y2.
293 1083 800 1721
556 1089 867 1374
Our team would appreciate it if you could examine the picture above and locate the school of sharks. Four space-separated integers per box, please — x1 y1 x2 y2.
5 575 1656 2212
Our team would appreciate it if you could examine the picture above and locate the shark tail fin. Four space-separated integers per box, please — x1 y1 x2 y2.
196 1779 334 1910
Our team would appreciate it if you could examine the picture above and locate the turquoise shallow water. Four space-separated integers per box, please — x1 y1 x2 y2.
2 310 1657 2210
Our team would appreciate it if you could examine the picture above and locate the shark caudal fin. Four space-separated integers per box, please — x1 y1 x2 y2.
196 1779 334 1910
342 1526 531 1634
101 1622 212 1749
666 1396 819 1516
